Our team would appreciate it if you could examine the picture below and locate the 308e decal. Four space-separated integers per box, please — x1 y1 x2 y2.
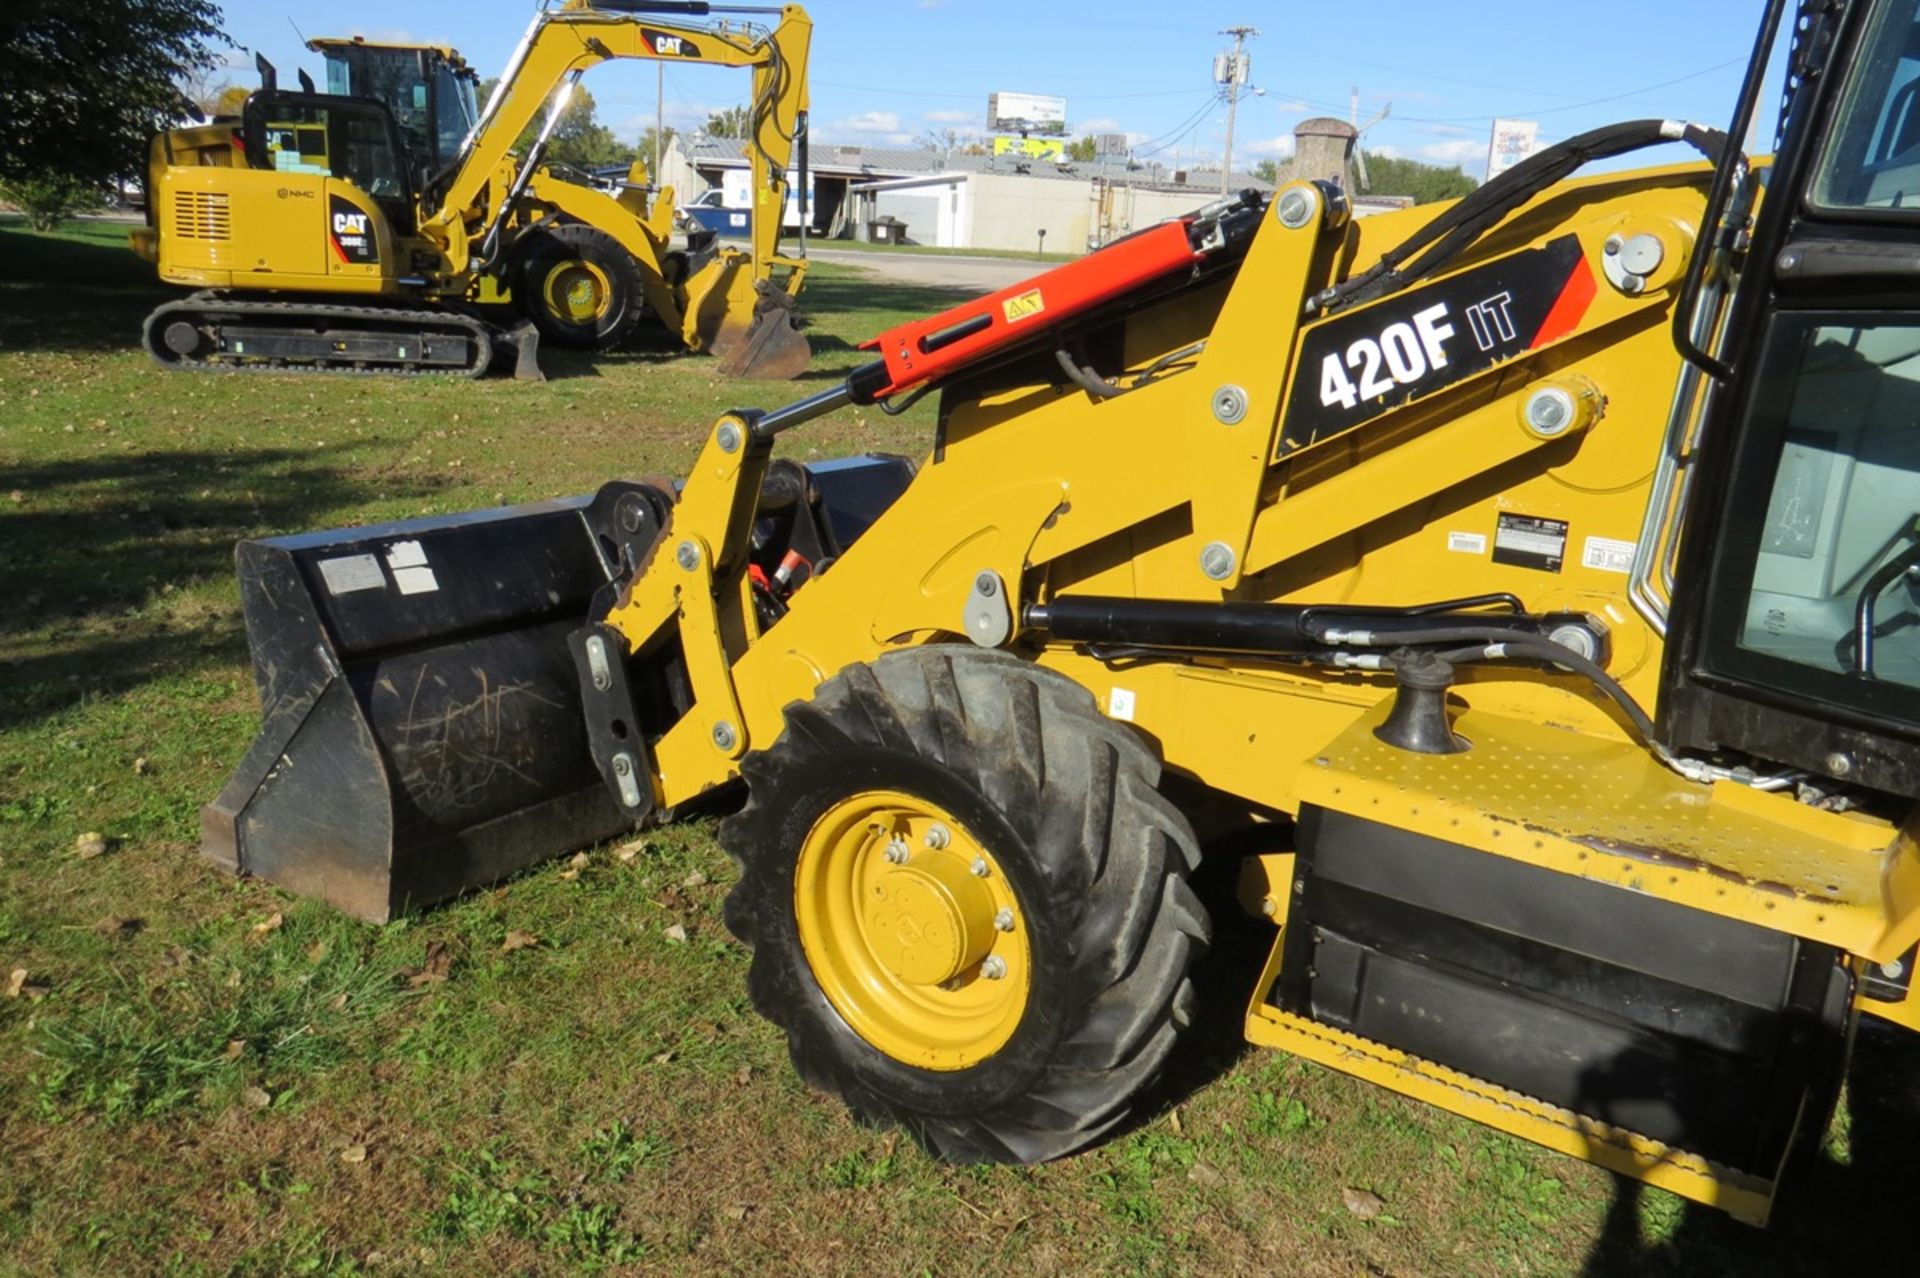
1281 234 1596 454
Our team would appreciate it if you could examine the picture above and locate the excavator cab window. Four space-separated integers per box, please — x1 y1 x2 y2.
317 44 478 185
242 93 413 229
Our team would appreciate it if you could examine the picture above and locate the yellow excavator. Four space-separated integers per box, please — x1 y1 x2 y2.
201 0 1920 1232
129 1 814 379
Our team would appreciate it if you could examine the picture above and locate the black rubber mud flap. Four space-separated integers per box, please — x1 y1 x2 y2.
204 485 665 921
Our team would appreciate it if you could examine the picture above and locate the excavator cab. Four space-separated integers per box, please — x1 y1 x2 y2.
309 39 482 190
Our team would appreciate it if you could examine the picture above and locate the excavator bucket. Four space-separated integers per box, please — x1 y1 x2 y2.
684 255 812 380
200 483 673 921
712 282 812 381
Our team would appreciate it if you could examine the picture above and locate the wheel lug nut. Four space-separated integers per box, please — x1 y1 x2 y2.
883 838 910 865
970 857 990 878
981 955 1008 980
993 908 1015 932
923 823 950 850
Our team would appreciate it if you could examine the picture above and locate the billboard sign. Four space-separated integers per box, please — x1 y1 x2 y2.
1486 118 1541 181
987 92 1068 136
992 136 1066 161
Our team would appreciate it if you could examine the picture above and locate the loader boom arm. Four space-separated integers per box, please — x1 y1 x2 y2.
425 1 811 280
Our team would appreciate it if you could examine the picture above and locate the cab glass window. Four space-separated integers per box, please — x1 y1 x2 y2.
1708 316 1920 719
1812 0 1920 210
433 65 477 169
248 98 407 201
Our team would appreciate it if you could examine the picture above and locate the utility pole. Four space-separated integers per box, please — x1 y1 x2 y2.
654 62 665 182
1217 25 1257 193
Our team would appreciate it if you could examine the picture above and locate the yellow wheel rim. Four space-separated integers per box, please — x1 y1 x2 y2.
541 258 613 324
795 789 1030 1070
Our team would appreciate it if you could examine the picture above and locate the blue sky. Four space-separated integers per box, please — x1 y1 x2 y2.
218 1 1777 177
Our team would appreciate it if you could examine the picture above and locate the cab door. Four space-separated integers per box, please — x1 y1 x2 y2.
1665 0 1920 799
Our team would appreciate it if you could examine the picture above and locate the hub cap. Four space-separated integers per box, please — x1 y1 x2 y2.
794 790 1029 1069
542 258 613 324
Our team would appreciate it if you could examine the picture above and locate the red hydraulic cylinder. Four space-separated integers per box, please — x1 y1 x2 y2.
856 219 1204 399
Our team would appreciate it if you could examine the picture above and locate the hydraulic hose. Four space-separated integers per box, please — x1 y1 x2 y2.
1313 119 1728 315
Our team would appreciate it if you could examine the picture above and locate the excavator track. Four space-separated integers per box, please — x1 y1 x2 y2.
142 293 502 378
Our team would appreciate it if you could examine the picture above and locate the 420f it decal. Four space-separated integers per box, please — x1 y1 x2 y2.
1280 234 1596 454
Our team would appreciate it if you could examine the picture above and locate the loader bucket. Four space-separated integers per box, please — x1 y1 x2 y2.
201 483 672 921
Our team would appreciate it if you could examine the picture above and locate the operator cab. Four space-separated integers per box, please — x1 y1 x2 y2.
307 38 482 187
1667 0 1920 798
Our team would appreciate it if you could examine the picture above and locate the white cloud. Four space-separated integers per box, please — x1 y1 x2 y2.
1418 138 1488 178
1366 143 1403 160
1269 98 1314 116
1415 122 1479 139
1245 134 1297 159
924 109 975 125
1076 116 1123 134
918 0 948 8
833 110 903 135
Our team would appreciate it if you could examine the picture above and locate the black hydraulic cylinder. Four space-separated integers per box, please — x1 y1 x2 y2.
1024 595 1598 655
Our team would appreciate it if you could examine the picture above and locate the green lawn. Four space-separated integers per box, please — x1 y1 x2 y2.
2 219 1917 1277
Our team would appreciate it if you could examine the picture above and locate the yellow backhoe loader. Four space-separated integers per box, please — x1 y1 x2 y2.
201 0 1920 1229
129 1 814 379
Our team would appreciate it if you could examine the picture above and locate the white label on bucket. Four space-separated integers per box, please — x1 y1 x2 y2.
385 539 428 568
1447 530 1488 555
318 553 385 595
1108 687 1137 722
392 565 440 595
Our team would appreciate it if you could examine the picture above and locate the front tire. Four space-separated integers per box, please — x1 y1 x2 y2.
721 647 1208 1163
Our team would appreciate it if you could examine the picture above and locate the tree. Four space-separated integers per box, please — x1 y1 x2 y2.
1064 135 1097 163
1252 157 1280 184
638 125 677 179
0 0 229 192
705 105 753 139
1360 151 1477 203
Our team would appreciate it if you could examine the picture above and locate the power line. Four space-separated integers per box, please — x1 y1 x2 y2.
1392 56 1746 125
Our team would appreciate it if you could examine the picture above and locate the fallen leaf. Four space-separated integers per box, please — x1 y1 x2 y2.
5 969 29 999
242 1086 273 1110
663 924 689 944
305 941 329 963
733 1066 753 1086
132 756 150 776
163 945 192 968
340 1143 368 1165
721 1204 750 1221
501 930 539 953
1167 1107 1182 1135
74 831 109 860
249 912 284 938
682 868 709 888
94 916 144 940
614 838 650 864
1342 1187 1386 1220
558 868 581 882
224 968 243 988
224 1038 246 1060
652 1050 674 1064
1187 1162 1223 1188
569 852 591 870
328 992 350 1011
407 941 453 987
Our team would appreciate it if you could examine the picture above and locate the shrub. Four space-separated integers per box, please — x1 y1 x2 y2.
0 172 104 231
